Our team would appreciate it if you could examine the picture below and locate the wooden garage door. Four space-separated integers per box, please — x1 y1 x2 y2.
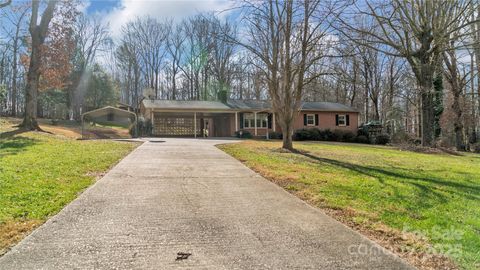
153 114 200 136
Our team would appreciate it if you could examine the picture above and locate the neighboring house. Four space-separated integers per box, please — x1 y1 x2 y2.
140 99 359 137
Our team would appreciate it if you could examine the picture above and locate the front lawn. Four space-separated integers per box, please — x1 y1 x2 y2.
0 119 139 254
219 141 480 270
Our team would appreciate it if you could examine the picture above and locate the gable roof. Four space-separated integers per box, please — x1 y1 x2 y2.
226 100 271 110
142 99 358 112
301 102 357 112
142 100 231 110
82 106 137 119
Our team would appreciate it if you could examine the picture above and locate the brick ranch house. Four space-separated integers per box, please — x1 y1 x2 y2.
140 99 359 137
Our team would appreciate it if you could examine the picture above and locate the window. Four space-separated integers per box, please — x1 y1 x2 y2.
306 114 315 126
337 114 347 126
244 113 254 128
244 113 268 128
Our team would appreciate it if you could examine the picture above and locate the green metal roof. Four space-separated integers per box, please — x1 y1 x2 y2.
82 106 137 119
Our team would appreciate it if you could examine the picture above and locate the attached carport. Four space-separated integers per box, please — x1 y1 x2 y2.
81 106 137 139
142 100 237 138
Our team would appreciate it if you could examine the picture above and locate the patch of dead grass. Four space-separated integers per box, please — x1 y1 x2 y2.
40 125 82 139
321 207 459 270
0 219 43 256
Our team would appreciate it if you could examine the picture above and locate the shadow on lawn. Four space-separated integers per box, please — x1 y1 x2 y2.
0 128 28 139
0 134 39 159
297 151 480 205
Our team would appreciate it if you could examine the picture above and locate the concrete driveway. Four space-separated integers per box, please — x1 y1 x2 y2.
0 138 414 269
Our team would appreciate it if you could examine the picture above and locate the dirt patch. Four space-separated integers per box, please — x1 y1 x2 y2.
85 171 106 180
0 219 43 256
0 118 22 133
40 125 82 139
393 143 463 156
320 207 459 270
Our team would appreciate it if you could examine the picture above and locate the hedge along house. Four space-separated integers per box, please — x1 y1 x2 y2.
140 99 359 137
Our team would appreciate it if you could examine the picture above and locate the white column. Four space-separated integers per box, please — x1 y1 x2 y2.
272 113 276 132
151 110 154 136
194 112 197 138
254 112 257 136
235 112 239 132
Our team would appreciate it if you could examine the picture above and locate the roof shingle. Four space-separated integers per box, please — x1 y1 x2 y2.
142 99 358 112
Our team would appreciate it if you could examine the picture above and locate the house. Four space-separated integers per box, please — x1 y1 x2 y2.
140 99 359 137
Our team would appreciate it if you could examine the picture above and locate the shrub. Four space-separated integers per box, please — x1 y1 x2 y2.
293 128 311 141
391 131 411 144
235 130 253 139
308 128 322 140
355 135 369 144
357 126 369 138
375 134 390 145
472 143 480 153
469 132 477 144
333 130 356 142
293 128 356 143
332 129 348 142
268 131 283 139
136 117 152 137
321 129 334 141
413 138 422 145
343 131 356 142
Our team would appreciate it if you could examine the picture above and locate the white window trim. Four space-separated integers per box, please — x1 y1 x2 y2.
306 114 315 126
244 113 254 128
338 114 347 126
244 113 268 128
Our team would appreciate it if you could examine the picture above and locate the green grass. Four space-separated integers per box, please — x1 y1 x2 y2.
0 119 138 252
219 141 480 269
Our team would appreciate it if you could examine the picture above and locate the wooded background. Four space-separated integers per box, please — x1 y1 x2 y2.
1 0 479 150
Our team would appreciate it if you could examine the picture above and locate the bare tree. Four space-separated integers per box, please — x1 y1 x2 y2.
444 45 468 151
338 0 477 147
21 0 56 130
117 29 142 108
236 0 332 150
1 3 28 116
166 22 186 100
470 4 480 138
68 14 109 119
208 16 236 100
0 0 11 9
132 17 168 98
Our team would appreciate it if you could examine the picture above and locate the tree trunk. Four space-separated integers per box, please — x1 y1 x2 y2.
452 91 465 151
11 16 23 117
11 42 18 116
281 120 294 151
23 62 40 129
350 59 357 107
21 0 56 129
23 37 42 130
172 71 176 100
420 90 435 147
